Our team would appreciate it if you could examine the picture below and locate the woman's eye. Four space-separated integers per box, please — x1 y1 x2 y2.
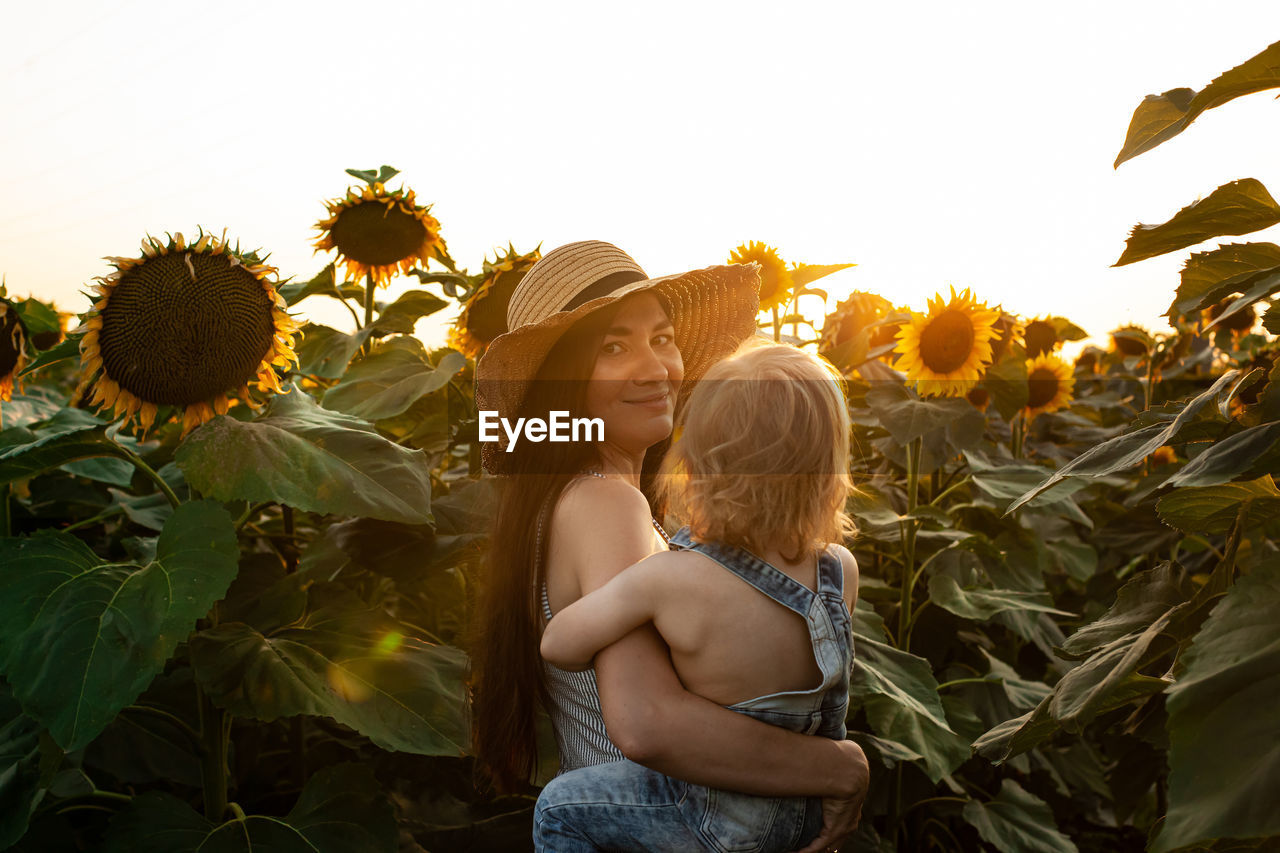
601 342 624 355
653 333 674 346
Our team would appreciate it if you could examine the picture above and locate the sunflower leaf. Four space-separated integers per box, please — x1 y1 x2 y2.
368 290 448 336
927 575 1074 622
295 323 373 380
1154 561 1280 853
1115 179 1280 267
1155 476 1280 535
961 780 1079 853
1164 421 1280 487
1171 242 1280 318
1264 302 1280 335
189 582 469 756
0 409 128 486
1005 370 1240 512
0 501 238 752
175 386 434 525
101 762 398 853
0 679 47 849
789 263 855 288
323 337 464 421
1115 39 1280 167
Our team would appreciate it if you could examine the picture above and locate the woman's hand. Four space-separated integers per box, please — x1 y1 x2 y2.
792 739 869 853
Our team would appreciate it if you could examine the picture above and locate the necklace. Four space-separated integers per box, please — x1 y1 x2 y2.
582 469 670 546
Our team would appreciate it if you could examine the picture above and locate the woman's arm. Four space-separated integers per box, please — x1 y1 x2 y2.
554 480 866 798
540 556 663 671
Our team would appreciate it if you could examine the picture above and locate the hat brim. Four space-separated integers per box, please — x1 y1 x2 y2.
475 262 761 473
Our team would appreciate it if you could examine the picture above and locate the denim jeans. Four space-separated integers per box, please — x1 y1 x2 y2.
534 758 822 852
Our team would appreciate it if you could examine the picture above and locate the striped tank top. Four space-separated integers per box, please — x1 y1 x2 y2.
539 471 669 773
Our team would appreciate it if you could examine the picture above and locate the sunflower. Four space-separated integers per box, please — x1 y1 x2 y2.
1022 316 1059 358
966 385 991 412
893 286 1001 397
448 244 542 359
76 231 301 438
728 241 792 313
988 311 1025 362
1110 324 1151 358
314 182 449 287
1 298 28 412
1023 353 1075 419
1204 299 1256 334
819 291 894 352
1151 445 1178 466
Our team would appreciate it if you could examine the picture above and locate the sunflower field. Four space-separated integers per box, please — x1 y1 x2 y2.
1 42 1278 853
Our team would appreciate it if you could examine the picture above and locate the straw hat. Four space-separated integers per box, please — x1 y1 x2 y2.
474 240 761 473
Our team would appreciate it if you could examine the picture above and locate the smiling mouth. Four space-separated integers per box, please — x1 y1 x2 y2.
625 392 670 405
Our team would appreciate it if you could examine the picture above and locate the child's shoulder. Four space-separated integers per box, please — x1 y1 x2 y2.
825 543 859 607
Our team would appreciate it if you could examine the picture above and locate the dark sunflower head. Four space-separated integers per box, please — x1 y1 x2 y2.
1110 324 1151 358
448 245 542 359
78 231 301 437
1205 299 1256 334
315 182 449 287
0 298 28 407
1023 318 1058 358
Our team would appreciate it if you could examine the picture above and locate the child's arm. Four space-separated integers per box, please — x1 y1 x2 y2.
540 553 668 671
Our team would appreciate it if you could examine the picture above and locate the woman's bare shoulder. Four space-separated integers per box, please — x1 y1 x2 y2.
552 477 657 590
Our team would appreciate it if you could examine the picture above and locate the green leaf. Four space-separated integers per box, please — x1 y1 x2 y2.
789 263 856 288
965 452 1090 516
861 694 970 783
0 409 129 486
1115 40 1280 167
175 387 434 525
1165 422 1280 487
0 681 47 849
983 355 1029 421
927 575 1073 622
961 780 1079 853
1115 179 1280 267
17 334 81 377
1157 476 1280 535
102 762 398 853
13 299 60 337
1264 302 1280 335
0 501 238 751
189 584 469 756
865 384 984 446
295 323 372 380
1007 370 1240 512
322 337 464 421
369 290 448 335
1154 565 1280 853
1172 242 1280 318
1048 608 1179 730
107 488 174 532
1059 563 1189 658
276 263 365 307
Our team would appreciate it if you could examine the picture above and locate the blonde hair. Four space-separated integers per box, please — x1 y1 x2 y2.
658 339 859 561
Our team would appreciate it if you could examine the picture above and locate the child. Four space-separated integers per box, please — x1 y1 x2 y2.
535 340 860 853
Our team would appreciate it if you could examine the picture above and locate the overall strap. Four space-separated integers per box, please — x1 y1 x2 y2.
668 528 815 617
815 546 845 599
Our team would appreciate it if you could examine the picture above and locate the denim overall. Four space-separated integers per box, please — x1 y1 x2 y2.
533 528 854 853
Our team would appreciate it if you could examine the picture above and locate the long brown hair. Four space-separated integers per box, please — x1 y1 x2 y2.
470 297 672 792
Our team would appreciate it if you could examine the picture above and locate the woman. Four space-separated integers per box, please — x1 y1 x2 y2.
471 241 868 852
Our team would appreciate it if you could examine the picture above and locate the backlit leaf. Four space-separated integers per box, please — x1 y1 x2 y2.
1115 40 1280 166
1115 179 1280 267
176 387 434 525
323 336 463 421
962 780 1079 853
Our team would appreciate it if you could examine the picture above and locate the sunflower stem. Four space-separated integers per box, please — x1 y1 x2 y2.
929 475 972 507
897 436 922 650
361 271 376 356
1011 411 1025 459
118 445 181 509
1 482 10 538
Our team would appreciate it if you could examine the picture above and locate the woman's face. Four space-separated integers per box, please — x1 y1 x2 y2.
585 292 684 454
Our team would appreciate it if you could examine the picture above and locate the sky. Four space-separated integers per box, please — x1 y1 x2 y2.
3 1 1280 359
